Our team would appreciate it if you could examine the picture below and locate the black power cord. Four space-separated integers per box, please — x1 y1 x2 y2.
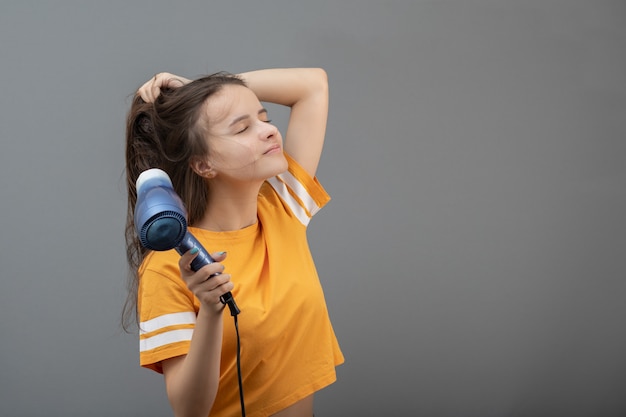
220 287 245 415
233 314 245 417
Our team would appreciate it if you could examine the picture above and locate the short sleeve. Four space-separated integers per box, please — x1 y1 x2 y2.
138 250 198 373
264 153 330 227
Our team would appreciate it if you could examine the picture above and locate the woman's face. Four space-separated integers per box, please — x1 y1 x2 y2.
199 84 287 183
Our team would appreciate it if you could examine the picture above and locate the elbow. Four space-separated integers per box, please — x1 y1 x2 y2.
310 68 328 93
300 68 328 106
168 387 218 417
170 401 216 417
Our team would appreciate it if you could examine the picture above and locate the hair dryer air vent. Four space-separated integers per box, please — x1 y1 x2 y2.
134 168 189 251
139 210 187 251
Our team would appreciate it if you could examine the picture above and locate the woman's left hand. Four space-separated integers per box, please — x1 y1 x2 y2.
137 72 191 103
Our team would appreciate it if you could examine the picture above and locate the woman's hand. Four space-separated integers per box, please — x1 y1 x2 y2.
179 249 234 313
137 72 191 103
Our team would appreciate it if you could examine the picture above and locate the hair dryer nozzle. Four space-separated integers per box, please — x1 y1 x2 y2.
134 169 188 251
139 211 187 251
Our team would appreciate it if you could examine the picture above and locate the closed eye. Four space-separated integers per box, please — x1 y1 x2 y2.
237 119 272 134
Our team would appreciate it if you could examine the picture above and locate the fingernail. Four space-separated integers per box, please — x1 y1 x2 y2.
190 247 199 255
216 251 227 256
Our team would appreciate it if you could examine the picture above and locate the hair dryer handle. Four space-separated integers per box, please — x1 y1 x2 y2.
175 232 216 270
175 231 241 316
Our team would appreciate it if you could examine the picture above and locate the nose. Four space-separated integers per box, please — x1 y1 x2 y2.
260 120 278 140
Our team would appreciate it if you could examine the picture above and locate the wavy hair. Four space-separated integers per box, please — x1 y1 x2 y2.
122 72 246 331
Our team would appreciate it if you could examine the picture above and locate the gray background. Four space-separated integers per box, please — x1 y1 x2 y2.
1 1 625 416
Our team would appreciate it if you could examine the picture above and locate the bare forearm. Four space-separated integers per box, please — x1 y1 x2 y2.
239 68 328 108
165 308 224 417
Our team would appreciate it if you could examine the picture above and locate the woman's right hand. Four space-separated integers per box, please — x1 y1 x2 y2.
179 249 234 313
137 72 191 103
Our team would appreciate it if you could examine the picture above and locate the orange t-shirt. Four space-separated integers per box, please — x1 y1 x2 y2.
137 154 344 417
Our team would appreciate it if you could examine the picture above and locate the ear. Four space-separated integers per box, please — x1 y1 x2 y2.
190 157 216 179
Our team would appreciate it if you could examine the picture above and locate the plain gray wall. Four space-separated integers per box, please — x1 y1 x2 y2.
1 1 625 416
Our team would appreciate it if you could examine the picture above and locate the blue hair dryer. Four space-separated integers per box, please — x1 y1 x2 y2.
134 168 240 316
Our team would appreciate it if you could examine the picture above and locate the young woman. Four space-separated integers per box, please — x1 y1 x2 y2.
123 68 344 417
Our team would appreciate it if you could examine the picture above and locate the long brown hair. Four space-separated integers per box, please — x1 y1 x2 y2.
122 72 246 331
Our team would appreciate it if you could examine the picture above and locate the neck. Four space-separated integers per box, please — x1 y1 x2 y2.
194 179 263 232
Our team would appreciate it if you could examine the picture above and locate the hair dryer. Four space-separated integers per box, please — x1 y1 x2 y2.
134 168 240 316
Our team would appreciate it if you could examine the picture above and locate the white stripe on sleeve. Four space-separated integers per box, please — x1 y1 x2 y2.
277 171 322 217
140 329 194 352
140 311 197 334
267 176 311 226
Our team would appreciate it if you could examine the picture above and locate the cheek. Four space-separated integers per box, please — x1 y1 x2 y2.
209 137 251 157
210 141 260 171
235 140 259 160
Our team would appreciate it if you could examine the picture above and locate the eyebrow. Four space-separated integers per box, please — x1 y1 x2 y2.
228 108 268 127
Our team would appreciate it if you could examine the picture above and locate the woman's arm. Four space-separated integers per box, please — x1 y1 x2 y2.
137 69 329 177
239 68 329 177
161 251 234 417
162 309 223 417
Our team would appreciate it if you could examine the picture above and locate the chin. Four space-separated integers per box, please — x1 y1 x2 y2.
267 151 288 169
252 153 287 181
277 153 289 170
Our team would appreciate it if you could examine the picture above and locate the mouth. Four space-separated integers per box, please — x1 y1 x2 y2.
263 144 282 155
